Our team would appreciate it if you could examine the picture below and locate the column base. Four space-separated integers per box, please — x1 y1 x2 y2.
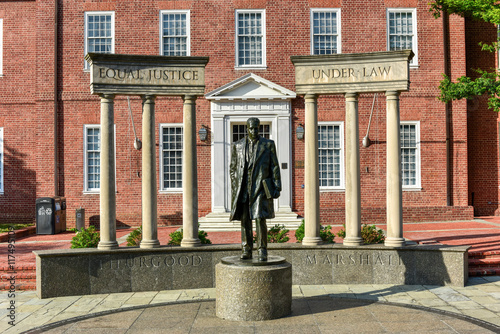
384 237 406 247
302 236 323 246
97 241 119 250
140 239 160 248
181 238 201 247
343 237 363 246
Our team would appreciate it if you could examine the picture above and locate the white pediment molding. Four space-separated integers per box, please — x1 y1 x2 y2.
205 73 296 101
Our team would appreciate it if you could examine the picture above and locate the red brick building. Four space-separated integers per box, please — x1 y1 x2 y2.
0 0 496 227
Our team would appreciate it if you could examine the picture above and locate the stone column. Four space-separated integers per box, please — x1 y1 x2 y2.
181 95 201 247
140 95 160 248
302 94 322 246
385 91 405 247
343 92 363 246
98 94 118 250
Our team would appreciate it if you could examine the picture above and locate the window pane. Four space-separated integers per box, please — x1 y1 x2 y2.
388 10 413 52
162 126 183 189
318 125 341 187
162 12 188 56
400 124 418 186
312 10 338 55
237 11 263 66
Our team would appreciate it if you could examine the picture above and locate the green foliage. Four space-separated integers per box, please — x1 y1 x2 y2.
168 228 212 246
126 226 142 246
254 224 290 243
294 220 335 244
337 224 385 244
438 71 500 112
361 224 386 244
429 0 500 112
0 224 33 233
294 221 305 243
70 226 100 248
429 0 500 25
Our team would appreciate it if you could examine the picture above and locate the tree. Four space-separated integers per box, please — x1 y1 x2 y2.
430 0 500 111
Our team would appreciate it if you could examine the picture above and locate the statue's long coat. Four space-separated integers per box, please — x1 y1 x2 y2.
230 136 281 221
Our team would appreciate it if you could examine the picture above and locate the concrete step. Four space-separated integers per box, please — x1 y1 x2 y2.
199 212 303 231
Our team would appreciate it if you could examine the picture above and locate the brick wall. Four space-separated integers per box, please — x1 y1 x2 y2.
0 0 476 227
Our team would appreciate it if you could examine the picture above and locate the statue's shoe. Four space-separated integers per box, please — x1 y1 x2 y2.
241 251 252 260
258 248 268 261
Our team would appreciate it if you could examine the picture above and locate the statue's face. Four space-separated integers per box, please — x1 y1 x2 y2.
247 121 259 141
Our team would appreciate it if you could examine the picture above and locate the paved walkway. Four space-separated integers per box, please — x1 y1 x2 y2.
2 217 500 332
1 277 500 333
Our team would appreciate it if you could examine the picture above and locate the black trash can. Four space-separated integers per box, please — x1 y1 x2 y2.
36 197 67 234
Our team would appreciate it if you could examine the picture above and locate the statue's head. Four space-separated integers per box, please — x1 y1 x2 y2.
247 117 260 141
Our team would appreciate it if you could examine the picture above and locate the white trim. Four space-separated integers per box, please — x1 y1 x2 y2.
310 8 341 55
0 127 4 194
386 8 418 67
318 121 345 191
235 9 266 69
83 124 116 194
400 121 421 190
159 10 191 56
159 123 184 193
84 11 115 70
0 19 3 77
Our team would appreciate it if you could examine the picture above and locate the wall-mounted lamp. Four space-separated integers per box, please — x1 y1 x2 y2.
199 125 208 141
296 124 305 140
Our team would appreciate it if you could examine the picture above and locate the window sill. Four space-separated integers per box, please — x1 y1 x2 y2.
235 66 267 71
409 64 420 69
159 190 183 194
319 188 345 193
403 187 422 192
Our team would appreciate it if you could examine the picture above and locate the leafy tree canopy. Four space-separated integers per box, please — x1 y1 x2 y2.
429 0 500 111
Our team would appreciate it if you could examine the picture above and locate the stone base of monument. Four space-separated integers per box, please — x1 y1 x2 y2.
216 256 292 321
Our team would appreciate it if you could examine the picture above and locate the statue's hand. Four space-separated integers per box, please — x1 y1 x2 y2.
272 189 280 199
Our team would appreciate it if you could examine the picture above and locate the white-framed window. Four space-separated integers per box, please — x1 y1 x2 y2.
310 9 341 55
318 122 344 190
0 19 3 76
0 127 3 194
235 9 266 68
387 8 418 66
160 10 190 56
84 11 115 70
160 124 183 192
84 125 101 192
400 121 421 189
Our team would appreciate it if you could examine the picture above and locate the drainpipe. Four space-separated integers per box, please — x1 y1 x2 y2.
54 0 59 196
443 12 452 206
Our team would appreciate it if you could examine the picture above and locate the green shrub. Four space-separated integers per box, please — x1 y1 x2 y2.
254 224 290 243
168 228 212 246
294 220 335 244
0 224 33 233
361 224 385 244
336 224 385 244
71 226 100 248
126 226 142 246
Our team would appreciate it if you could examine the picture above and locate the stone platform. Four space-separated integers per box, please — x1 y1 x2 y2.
216 256 292 321
35 243 469 298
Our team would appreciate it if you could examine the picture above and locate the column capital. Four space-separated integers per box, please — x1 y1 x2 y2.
385 91 401 99
344 92 359 101
183 95 197 103
99 94 115 101
304 93 317 102
141 94 157 102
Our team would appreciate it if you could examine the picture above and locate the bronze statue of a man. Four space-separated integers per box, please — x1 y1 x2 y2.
230 117 281 261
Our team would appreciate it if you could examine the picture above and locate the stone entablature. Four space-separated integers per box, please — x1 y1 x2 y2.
85 53 209 96
291 50 413 94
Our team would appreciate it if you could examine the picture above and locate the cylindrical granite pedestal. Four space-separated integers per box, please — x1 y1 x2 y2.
216 256 292 321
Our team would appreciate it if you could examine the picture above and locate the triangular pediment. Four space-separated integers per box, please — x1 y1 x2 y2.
205 73 296 101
